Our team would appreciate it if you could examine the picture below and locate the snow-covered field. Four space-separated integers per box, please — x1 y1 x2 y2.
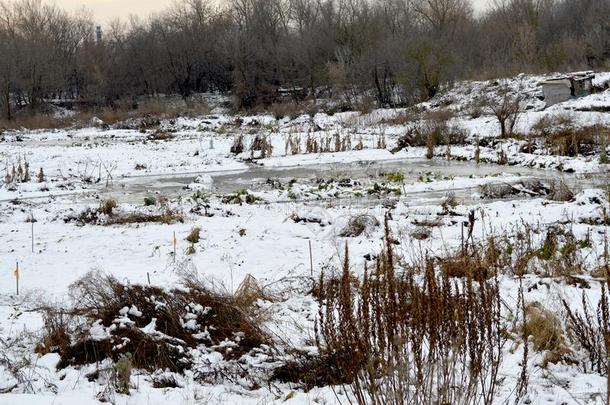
1 74 610 404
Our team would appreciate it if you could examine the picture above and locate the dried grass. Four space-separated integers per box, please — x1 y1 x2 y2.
281 216 504 404
522 302 572 366
38 271 269 373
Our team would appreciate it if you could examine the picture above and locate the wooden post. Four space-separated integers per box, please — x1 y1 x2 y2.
308 240 313 277
147 272 151 285
173 231 176 262
15 261 19 296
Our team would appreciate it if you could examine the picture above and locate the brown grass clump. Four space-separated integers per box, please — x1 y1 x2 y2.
272 351 352 390
480 179 550 199
534 118 610 157
39 272 268 374
423 108 455 123
410 226 431 240
439 252 490 279
522 302 572 366
392 120 467 154
547 178 575 202
35 307 73 356
186 227 201 244
234 274 266 308
98 198 118 216
440 192 458 214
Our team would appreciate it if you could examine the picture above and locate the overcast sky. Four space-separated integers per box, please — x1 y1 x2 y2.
36 0 491 23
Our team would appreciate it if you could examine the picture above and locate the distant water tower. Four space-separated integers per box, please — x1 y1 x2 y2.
96 26 103 43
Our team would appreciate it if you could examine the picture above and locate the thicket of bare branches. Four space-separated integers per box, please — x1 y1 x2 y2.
0 0 608 119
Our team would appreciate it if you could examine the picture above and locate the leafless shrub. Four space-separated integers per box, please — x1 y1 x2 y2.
35 307 74 356
354 96 376 114
532 114 575 138
562 287 610 375
312 218 504 404
482 82 524 138
532 115 608 157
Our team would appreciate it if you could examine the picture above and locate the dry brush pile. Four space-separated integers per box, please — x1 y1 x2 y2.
37 272 269 378
65 198 184 226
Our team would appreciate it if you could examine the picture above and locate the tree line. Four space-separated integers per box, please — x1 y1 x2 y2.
0 0 608 119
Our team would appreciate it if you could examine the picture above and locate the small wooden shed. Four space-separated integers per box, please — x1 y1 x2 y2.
541 72 595 106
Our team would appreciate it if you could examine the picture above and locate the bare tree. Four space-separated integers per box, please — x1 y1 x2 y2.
0 0 607 118
483 81 524 138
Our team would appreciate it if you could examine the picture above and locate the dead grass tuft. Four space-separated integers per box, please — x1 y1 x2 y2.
99 198 118 216
523 302 572 366
186 227 201 244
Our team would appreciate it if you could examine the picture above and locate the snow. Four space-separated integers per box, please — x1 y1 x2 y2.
0 72 609 404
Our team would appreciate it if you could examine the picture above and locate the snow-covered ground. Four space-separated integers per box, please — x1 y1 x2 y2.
1 73 609 404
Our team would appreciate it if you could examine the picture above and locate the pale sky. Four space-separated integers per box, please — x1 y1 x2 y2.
33 0 492 23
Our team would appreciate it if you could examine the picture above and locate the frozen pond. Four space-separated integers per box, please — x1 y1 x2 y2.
109 158 605 206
